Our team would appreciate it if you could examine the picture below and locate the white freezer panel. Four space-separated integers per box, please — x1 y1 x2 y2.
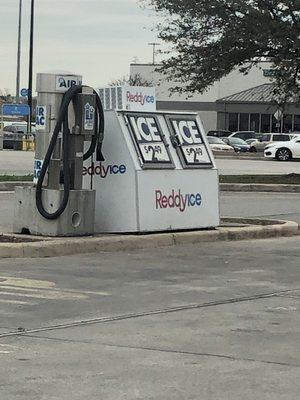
137 169 219 232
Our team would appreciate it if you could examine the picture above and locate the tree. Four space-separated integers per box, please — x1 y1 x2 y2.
145 0 300 101
108 73 153 87
0 89 13 107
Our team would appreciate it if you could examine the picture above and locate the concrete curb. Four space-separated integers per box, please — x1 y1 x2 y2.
220 183 300 193
214 154 263 160
0 181 32 191
0 218 298 259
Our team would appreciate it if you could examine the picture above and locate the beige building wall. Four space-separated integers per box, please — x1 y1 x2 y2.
130 61 274 132
130 61 273 102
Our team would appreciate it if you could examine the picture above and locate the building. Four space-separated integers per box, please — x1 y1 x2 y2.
130 61 300 133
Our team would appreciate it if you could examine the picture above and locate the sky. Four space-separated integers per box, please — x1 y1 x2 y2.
0 0 161 96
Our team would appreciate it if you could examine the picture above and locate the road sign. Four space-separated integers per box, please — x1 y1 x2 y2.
2 104 30 116
20 88 28 97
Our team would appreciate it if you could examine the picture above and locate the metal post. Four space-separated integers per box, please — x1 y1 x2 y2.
27 0 35 134
16 0 22 103
148 42 160 65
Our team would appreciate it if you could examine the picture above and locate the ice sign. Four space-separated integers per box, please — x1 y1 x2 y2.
172 120 202 145
127 114 173 167
168 117 212 167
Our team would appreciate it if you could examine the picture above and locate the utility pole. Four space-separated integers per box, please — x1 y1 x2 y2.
27 0 35 133
148 42 160 65
16 0 22 103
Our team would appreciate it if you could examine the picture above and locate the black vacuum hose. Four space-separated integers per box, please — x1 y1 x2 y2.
35 85 104 220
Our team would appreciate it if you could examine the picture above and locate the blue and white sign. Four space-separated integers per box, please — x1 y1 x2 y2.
84 103 95 131
20 88 28 97
33 159 43 184
2 103 30 116
55 75 82 92
36 106 46 130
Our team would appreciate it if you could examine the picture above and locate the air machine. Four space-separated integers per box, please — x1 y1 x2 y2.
14 72 104 236
14 75 219 237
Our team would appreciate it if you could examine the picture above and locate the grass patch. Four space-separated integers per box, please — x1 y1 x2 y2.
1 173 300 185
0 174 33 182
220 174 300 185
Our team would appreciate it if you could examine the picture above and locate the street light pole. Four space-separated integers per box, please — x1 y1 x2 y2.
148 42 160 65
27 0 35 133
16 0 22 103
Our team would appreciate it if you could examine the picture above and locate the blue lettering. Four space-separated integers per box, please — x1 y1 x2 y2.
189 194 195 206
119 165 126 174
83 163 127 178
111 165 119 174
196 193 202 206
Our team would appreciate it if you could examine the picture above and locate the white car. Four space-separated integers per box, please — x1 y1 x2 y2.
207 136 234 152
264 137 300 161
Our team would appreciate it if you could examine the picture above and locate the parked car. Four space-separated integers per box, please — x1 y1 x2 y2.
249 133 291 152
290 132 300 139
207 130 232 138
221 137 250 152
245 138 259 145
264 137 300 161
2 125 34 150
207 136 234 152
229 131 257 141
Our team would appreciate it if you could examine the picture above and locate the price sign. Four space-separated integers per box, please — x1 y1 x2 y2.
167 117 212 167
126 114 174 168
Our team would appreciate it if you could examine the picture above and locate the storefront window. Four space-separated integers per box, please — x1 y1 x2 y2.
294 115 300 132
271 115 281 132
261 114 271 133
282 114 292 133
228 113 238 132
250 114 259 132
239 113 249 131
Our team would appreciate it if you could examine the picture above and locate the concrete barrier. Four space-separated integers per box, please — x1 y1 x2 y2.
220 183 300 193
0 218 298 259
0 181 32 191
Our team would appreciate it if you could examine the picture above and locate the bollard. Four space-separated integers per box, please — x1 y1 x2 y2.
22 136 35 151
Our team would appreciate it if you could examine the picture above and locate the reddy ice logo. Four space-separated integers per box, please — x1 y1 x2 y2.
126 91 155 107
83 163 126 178
155 189 202 213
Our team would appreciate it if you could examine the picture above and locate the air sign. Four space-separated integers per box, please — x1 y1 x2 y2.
127 114 173 166
168 117 212 167
55 75 82 92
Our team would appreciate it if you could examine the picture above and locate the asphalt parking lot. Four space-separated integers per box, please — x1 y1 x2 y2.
0 151 33 175
1 151 300 399
217 157 300 175
2 150 300 176
0 237 299 400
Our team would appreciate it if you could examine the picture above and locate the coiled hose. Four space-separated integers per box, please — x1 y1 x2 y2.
35 85 104 220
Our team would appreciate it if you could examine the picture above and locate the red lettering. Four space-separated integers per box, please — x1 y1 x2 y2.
155 189 202 212
161 195 168 208
155 190 162 209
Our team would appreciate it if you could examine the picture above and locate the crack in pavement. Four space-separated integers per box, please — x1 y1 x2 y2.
93 342 300 369
0 288 298 340
16 334 300 369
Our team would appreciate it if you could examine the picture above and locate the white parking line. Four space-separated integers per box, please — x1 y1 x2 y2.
0 298 32 305
0 290 85 300
0 285 110 297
